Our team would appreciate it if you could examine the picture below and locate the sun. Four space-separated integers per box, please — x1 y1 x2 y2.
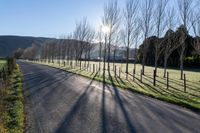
102 26 110 34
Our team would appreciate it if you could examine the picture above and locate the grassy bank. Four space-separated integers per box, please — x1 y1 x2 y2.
0 60 7 70
32 61 200 112
0 64 24 133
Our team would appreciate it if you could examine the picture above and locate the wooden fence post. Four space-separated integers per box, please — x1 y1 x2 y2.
133 69 135 81
119 67 121 78
140 69 142 83
114 66 116 77
184 74 186 93
153 70 156 86
0 71 2 79
167 72 169 89
93 64 95 73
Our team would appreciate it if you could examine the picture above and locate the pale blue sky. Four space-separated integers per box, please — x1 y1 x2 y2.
0 0 189 38
0 0 116 37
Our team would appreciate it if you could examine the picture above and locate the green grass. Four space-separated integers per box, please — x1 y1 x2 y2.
0 60 7 70
33 60 200 111
0 65 24 133
0 59 7 132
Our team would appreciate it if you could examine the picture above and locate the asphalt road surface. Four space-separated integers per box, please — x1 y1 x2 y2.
18 61 200 133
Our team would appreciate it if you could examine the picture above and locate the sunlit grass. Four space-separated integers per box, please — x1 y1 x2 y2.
0 60 7 70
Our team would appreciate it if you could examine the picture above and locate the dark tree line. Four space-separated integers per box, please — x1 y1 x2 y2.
139 25 200 77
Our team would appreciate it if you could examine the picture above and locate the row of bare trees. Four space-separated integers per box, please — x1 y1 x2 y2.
37 0 200 80
14 44 38 60
100 0 200 79
40 30 96 68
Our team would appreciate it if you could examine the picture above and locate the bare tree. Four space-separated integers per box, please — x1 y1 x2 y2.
14 48 24 59
48 41 55 63
56 39 63 65
73 19 83 66
22 44 38 60
133 21 140 73
192 37 200 54
103 33 108 79
163 7 177 77
66 34 73 65
191 9 200 54
73 18 93 68
163 25 187 78
153 0 168 75
123 0 139 74
140 0 154 75
98 26 103 72
102 0 120 72
61 38 67 65
85 28 95 67
41 43 47 62
163 30 181 78
177 0 194 80
112 33 121 70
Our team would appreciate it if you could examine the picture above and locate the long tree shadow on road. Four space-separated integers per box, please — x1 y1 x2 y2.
24 70 74 99
101 69 108 133
108 71 137 133
55 72 99 133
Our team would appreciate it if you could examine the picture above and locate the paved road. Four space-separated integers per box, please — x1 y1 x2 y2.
18 61 200 133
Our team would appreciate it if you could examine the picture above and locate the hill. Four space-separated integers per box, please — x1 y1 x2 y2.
0 35 54 57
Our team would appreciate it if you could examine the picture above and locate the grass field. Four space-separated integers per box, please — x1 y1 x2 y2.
0 60 7 70
34 60 200 111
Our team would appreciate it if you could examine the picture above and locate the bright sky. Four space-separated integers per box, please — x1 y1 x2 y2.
0 0 192 38
0 0 117 38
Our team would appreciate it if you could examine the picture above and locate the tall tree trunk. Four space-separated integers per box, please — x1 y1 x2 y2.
155 54 158 76
163 55 169 78
103 40 107 79
107 42 111 72
99 43 102 72
113 49 116 71
126 47 129 73
180 45 185 80
85 53 87 67
87 50 91 68
142 54 146 75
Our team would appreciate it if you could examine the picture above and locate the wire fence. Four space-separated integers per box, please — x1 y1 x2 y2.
35 60 200 101
36 61 200 97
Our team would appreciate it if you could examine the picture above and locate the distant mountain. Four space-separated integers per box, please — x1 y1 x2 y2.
0 35 138 60
0 35 54 57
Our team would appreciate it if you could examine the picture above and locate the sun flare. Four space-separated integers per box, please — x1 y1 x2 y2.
102 26 110 34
